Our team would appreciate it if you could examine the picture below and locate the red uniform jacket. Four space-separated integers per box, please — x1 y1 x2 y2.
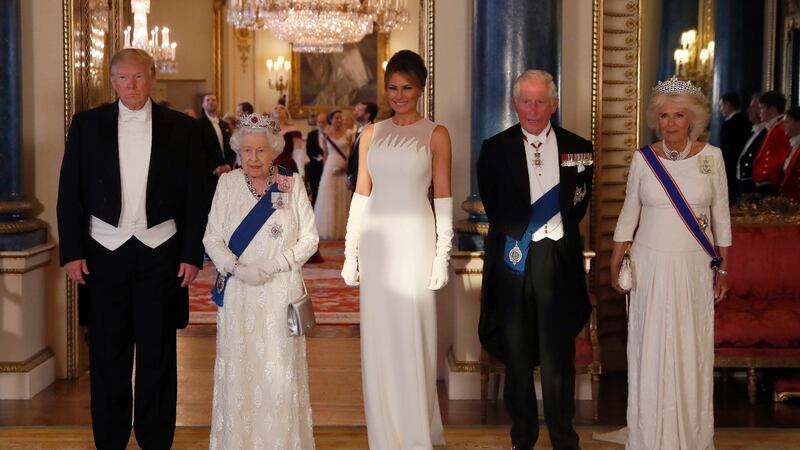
780 147 800 203
752 120 792 188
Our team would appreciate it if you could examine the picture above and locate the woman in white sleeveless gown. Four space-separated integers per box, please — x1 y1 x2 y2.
603 80 731 450
314 109 353 239
342 50 454 450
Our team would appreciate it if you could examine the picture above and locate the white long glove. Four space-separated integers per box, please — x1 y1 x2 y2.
234 263 265 286
342 193 369 286
428 197 454 290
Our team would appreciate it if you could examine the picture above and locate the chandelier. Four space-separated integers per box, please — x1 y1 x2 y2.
123 0 178 73
227 0 409 53
673 29 714 94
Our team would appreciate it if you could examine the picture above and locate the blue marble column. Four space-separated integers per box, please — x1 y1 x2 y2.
709 1 764 145
470 0 561 193
0 0 46 250
460 0 560 250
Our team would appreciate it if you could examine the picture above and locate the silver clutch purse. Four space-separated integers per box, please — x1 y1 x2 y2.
618 254 633 291
287 276 316 337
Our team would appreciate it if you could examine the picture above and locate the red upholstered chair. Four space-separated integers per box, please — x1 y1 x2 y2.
480 251 602 422
714 223 800 404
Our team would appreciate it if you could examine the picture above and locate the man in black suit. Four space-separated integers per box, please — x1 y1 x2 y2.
57 48 205 450
719 92 752 200
305 112 327 206
198 92 235 210
346 101 378 191
736 93 768 196
477 70 592 450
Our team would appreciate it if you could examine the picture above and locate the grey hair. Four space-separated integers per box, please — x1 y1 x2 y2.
513 70 558 101
646 92 710 141
229 127 285 159
110 48 156 76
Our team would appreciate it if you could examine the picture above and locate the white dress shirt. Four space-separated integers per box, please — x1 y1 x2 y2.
521 122 563 242
206 111 224 155
736 121 767 181
90 99 177 250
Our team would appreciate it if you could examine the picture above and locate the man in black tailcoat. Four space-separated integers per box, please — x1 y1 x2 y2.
197 92 235 210
57 48 205 450
719 91 752 201
477 70 592 450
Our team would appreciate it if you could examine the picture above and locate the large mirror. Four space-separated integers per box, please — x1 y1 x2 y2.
63 0 434 380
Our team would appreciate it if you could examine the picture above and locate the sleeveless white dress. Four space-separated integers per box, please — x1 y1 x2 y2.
359 118 445 450
611 145 731 450
314 131 352 239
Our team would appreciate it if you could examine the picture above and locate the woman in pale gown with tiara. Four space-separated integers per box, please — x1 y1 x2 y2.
314 108 353 239
341 50 454 449
597 78 732 450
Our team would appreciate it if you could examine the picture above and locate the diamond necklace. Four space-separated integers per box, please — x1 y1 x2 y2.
245 165 276 199
663 140 692 161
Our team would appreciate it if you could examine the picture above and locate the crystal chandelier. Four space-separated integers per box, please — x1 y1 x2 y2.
123 0 178 73
227 0 409 53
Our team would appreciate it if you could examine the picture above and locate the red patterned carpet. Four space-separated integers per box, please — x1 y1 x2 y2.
189 241 360 325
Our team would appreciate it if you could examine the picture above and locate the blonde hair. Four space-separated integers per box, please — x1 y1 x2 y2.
110 48 156 76
646 93 710 140
513 70 558 101
229 127 284 159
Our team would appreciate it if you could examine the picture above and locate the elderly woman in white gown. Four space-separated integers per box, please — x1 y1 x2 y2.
203 113 319 450
602 78 731 450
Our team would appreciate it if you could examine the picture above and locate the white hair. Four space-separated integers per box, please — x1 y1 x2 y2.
513 69 558 101
229 127 284 158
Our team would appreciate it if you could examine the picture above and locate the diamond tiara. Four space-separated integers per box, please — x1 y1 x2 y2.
652 76 704 97
238 113 281 133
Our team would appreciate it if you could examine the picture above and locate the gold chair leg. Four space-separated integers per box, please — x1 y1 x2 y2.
747 367 758 405
591 373 600 421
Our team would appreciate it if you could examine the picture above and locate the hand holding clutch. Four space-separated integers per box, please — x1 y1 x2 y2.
234 264 264 286
428 197 454 290
342 193 368 287
617 255 633 291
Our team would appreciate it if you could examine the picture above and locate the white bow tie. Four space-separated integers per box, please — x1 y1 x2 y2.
119 107 147 123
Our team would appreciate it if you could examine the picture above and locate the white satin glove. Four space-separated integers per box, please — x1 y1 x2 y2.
255 255 291 278
234 263 265 286
342 193 368 286
428 197 454 290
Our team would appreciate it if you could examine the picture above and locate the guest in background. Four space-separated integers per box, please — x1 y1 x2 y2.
779 106 800 203
183 108 197 119
203 113 318 449
272 104 307 177
735 94 767 197
346 102 378 191
343 110 357 134
718 92 752 201
221 113 236 135
198 92 236 210
236 101 254 119
314 109 353 239
609 78 730 449
752 90 791 193
306 112 327 206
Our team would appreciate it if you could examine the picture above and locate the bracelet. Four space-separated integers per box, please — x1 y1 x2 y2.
716 269 728 276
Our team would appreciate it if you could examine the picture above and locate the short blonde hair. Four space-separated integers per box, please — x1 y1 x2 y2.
646 92 710 140
229 127 284 159
110 48 156 76
513 70 558 101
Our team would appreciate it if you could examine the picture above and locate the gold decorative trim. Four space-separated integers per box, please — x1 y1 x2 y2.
0 260 50 275
0 200 33 214
66 275 80 379
730 195 800 225
447 347 480 373
234 28 251 76
420 0 435 120
715 356 800 368
764 0 777 91
0 219 47 234
0 348 55 373
775 391 800 402
213 0 225 106
454 219 488 236
63 0 74 135
454 268 483 275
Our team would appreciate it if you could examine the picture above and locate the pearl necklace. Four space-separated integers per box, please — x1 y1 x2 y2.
663 140 692 161
245 165 276 199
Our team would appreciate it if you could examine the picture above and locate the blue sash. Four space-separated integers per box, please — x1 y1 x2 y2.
210 178 284 307
502 185 560 275
638 146 722 270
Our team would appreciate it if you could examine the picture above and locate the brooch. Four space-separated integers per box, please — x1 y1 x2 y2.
697 213 709 231
276 174 294 192
698 155 714 174
268 223 284 240
560 153 594 172
508 242 523 266
573 183 587 205
271 192 288 209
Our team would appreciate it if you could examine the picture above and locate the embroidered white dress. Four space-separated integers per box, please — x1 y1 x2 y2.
359 118 445 450
612 145 731 450
203 169 319 450
314 131 352 239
